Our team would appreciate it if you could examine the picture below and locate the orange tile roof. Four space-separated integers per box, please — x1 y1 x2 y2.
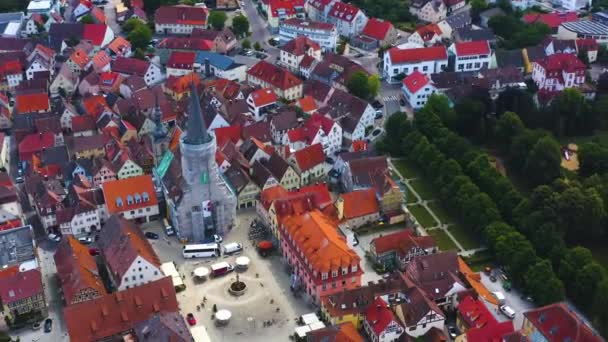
293 143 325 171
339 188 378 219
168 127 182 152
281 210 360 273
165 72 201 94
92 50 111 69
249 87 277 107
82 95 109 119
16 92 50 114
259 185 289 209
101 174 157 215
54 236 106 304
70 48 89 68
108 36 131 55
297 95 317 113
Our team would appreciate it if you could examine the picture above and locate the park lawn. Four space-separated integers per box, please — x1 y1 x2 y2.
427 229 458 251
410 179 435 201
428 201 454 225
392 159 420 179
405 183 419 204
448 224 482 250
408 204 437 228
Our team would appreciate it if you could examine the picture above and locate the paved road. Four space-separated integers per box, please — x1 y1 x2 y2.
101 0 122 36
241 0 280 62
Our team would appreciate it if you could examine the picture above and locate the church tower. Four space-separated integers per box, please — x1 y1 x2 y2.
175 83 237 242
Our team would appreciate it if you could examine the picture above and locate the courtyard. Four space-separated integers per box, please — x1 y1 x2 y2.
143 210 314 341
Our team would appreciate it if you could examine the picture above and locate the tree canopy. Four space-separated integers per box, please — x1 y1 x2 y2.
124 19 152 50
232 15 249 37
488 15 551 49
208 11 228 30
347 71 380 100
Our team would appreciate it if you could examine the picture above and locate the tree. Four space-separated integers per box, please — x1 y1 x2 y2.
593 95 608 129
378 112 410 156
133 48 146 60
208 11 227 30
470 0 488 20
337 40 347 55
368 75 381 99
494 111 524 150
347 71 371 100
524 259 565 306
127 23 152 50
578 142 608 177
570 261 605 309
254 42 262 51
122 18 142 32
80 14 95 24
550 88 595 136
559 247 594 287
523 136 561 187
241 39 251 50
557 186 606 241
232 15 249 37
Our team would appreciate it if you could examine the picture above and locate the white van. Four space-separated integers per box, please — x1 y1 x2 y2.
223 242 243 255
493 291 506 305
163 219 175 236
499 305 516 319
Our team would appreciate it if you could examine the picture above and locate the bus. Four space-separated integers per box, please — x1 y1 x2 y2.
182 243 220 259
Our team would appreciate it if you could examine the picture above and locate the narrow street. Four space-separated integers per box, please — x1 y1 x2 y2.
241 0 280 62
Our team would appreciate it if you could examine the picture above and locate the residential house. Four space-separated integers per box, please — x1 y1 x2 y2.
306 323 364 342
49 64 78 96
336 188 380 230
404 251 467 307
191 27 237 54
0 268 46 318
279 36 322 74
108 36 132 57
453 27 496 44
318 88 375 143
262 152 301 190
166 51 195 77
363 297 404 342
523 12 578 32
247 88 278 122
155 37 213 64
369 229 437 270
66 48 89 75
54 236 106 305
247 61 303 101
154 5 208 35
449 40 491 72
194 51 247 82
92 158 117 186
266 0 306 33
112 57 164 86
224 164 259 209
98 215 163 290
67 134 108 159
492 49 525 72
408 23 443 47
352 18 397 50
91 50 112 72
456 293 497 333
402 70 437 109
18 132 56 161
15 91 50 115
56 199 101 236
0 185 23 224
576 38 599 63
289 143 327 185
383 46 448 83
394 286 446 337
288 113 342 155
306 0 335 22
558 0 589 10
543 38 577 56
63 277 189 341
443 0 466 12
280 210 362 303
164 73 201 101
0 56 23 90
326 2 368 38
521 302 602 342
101 175 158 222
82 23 115 50
410 0 447 23
114 151 144 179
532 53 587 95
278 18 338 52
26 44 55 80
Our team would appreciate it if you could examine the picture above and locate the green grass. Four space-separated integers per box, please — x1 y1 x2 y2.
404 183 419 204
427 229 458 251
448 224 482 250
408 204 437 228
392 159 420 179
428 201 454 225
410 179 435 201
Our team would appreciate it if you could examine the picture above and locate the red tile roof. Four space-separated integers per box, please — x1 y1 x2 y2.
155 5 208 25
214 125 242 148
371 229 436 255
388 46 447 64
268 0 305 18
297 95 317 113
281 18 335 31
403 70 431 94
466 321 514 341
108 36 131 55
0 59 22 81
365 297 400 336
454 40 490 56
72 115 96 132
247 61 303 90
112 57 150 77
167 51 196 69
18 132 55 161
523 11 578 29
82 95 109 119
92 50 111 69
54 236 106 304
64 277 178 342
537 53 585 73
83 24 108 46
0 269 43 304
362 18 394 41
524 302 602 342
165 73 201 94
576 38 598 52
339 188 379 219
281 36 321 56
70 48 89 68
458 294 497 328
293 143 325 171
101 174 158 215
328 2 361 22
249 88 277 107
157 37 213 51
415 23 443 42
16 92 50 114
91 7 106 24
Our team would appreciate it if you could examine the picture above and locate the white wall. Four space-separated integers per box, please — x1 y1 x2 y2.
117 255 163 290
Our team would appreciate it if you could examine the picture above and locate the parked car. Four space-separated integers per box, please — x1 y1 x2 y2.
499 305 516 319
399 99 406 106
223 242 243 255
145 232 159 240
447 325 458 339
32 322 41 330
78 237 92 245
489 274 497 282
186 313 196 326
48 234 61 242
354 53 364 58
88 248 100 256
44 318 52 333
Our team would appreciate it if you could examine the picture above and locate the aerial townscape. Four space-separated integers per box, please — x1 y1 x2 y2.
0 0 608 340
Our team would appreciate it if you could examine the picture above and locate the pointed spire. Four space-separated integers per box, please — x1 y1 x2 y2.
183 81 211 145
152 92 167 142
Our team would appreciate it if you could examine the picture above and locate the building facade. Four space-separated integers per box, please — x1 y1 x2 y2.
279 18 338 52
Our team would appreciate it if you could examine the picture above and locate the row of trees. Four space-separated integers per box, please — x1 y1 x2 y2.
379 94 608 333
349 0 415 24
488 14 552 49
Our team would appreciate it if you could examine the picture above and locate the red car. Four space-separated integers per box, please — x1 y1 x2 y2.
186 313 196 326
88 248 100 256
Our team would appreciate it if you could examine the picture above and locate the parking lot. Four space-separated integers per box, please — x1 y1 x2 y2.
479 269 535 329
144 210 314 341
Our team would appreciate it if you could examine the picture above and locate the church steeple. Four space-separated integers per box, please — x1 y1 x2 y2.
183 82 211 145
152 93 168 142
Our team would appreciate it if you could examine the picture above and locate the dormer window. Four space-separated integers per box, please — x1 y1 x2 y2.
352 265 358 273
322 272 328 280
127 195 134 205
342 267 348 275
142 192 149 202
332 270 338 278
116 197 123 207
134 193 142 204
